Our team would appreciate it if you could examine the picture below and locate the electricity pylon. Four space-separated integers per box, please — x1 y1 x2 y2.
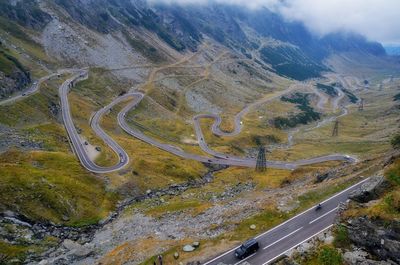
358 98 364 111
332 120 339 137
256 146 267 172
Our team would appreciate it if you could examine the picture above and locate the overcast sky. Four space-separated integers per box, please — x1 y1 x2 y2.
151 0 400 45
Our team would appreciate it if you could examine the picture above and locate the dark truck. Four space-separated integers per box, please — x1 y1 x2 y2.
234 238 260 259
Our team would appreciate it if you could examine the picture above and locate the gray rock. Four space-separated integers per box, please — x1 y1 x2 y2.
183 245 195 252
192 241 200 248
349 176 390 203
250 224 256 230
173 252 179 259
62 239 80 251
61 239 93 258
72 245 92 258
346 217 400 263
344 250 395 265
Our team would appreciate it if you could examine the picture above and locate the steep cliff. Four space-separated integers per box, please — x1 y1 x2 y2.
0 42 30 99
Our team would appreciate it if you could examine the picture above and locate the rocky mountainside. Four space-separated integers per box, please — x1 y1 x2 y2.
0 0 390 81
1 1 399 265
0 41 30 99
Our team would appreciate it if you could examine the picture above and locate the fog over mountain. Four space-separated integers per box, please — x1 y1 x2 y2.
152 0 400 45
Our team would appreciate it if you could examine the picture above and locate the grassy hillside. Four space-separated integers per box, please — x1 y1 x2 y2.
343 158 400 220
0 149 117 226
273 93 321 129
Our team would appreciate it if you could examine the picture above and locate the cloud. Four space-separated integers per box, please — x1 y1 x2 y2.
277 0 400 45
150 0 400 44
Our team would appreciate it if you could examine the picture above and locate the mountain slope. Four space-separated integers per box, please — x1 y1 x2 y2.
0 1 399 264
1 0 388 80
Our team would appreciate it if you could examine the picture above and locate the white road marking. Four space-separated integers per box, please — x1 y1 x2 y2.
263 227 303 250
202 178 368 265
262 224 334 265
309 207 338 224
255 177 368 240
233 252 257 265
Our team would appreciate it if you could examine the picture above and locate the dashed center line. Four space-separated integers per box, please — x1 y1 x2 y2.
309 207 338 224
233 253 257 265
263 227 303 250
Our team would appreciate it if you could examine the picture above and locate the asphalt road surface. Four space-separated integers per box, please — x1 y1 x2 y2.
116 92 356 170
2 68 359 173
0 69 78 106
202 178 370 265
59 70 129 173
53 69 356 173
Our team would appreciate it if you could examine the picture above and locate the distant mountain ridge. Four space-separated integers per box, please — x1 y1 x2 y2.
0 0 389 80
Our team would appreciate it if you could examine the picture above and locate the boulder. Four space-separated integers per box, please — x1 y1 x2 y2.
192 241 200 248
183 245 195 252
250 224 256 230
62 239 93 258
173 252 179 259
349 176 390 203
62 239 80 251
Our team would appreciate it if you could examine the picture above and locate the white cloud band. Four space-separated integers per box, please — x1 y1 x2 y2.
150 0 400 44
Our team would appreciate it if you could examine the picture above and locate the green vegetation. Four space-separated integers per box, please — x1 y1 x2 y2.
0 236 58 264
386 159 400 186
333 225 350 249
341 88 358 103
0 17 33 42
344 159 400 220
0 149 118 226
143 175 363 265
391 133 400 149
0 50 17 76
0 17 52 70
273 93 320 129
317 246 343 265
316 83 338 97
227 207 289 241
0 79 60 126
0 42 29 76
122 30 165 63
0 241 29 264
260 46 324 80
370 159 400 217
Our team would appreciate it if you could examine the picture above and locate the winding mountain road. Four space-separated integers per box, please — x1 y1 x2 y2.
51 68 357 173
115 92 355 170
59 70 129 173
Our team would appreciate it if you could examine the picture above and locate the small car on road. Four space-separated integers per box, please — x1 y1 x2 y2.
234 238 259 259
